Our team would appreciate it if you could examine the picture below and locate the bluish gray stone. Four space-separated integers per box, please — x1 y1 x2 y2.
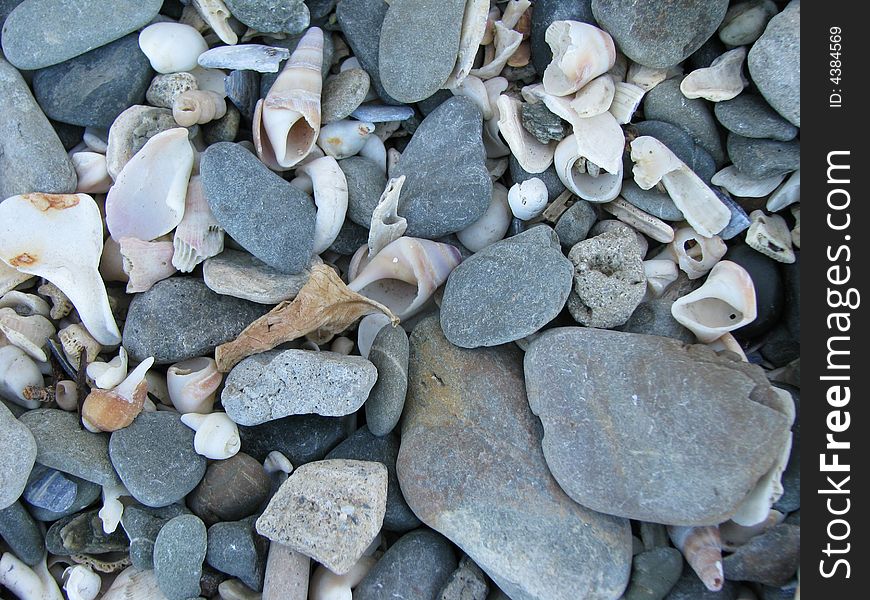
631 120 716 183
393 97 491 238
121 503 191 570
714 94 799 141
687 34 727 71
224 0 309 33
620 180 684 221
307 0 336 20
521 101 567 143
122 277 268 365
206 519 268 591
365 324 409 437
238 413 347 464
0 501 44 565
0 0 23 29
723 524 800 586
154 514 207 600
336 0 399 104
748 0 800 126
509 155 566 201
1 0 162 70
28 472 101 522
201 142 316 274
203 249 313 305
351 104 416 122
715 190 751 240
329 218 369 255
554 200 599 247
726 134 800 179
44 508 129 555
531 0 595 74
225 69 260 121
0 400 36 509
340 156 388 228
438 556 489 600
22 464 76 513
110 412 207 508
623 547 683 600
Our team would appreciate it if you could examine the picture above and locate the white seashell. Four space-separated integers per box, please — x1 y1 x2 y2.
54 380 77 411
198 44 290 73
448 0 490 85
348 238 462 320
0 345 43 408
520 83 580 127
218 579 261 600
554 130 624 203
569 74 616 117
191 0 238 45
71 151 112 194
745 210 795 263
172 89 228 126
680 47 748 102
711 166 785 198
643 259 679 298
671 260 757 343
496 94 555 173
543 21 616 97
0 307 54 362
0 553 64 600
105 128 194 242
102 567 168 600
181 411 241 460
469 21 523 80
58 324 102 368
607 51 629 82
670 227 728 279
457 182 511 252
630 136 731 237
359 134 387 173
450 75 492 120
602 197 675 243
626 62 680 91
119 238 177 294
482 78 511 158
501 0 531 29
289 172 314 195
138 22 209 74
0 262 33 297
63 565 101 600
145 370 171 406
706 332 748 361
330 336 354 355
98 480 128 534
297 156 350 254
317 119 376 160
766 169 800 212
0 193 121 346
173 175 225 272
608 81 645 124
309 555 377 600
190 65 229 96
791 205 800 248
99 237 128 283
83 128 109 153
264 450 294 476
508 178 548 220
254 27 324 170
356 313 392 359
167 356 223 414
87 347 129 390
367 176 407 258
0 290 50 318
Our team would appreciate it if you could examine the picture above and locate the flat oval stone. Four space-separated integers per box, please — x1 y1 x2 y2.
393 97 491 238
206 519 269 591
723 523 799 587
714 94 799 141
203 249 313 304
22 464 76 513
224 0 309 34
238 413 347 464
619 180 684 221
748 0 800 127
187 452 272 526
726 134 800 179
0 501 44 566
201 142 316 274
554 200 599 247
524 327 794 525
153 514 207 600
335 0 398 104
120 503 190 570
1 0 162 70
364 324 409 437
339 155 387 228
322 68 370 123
623 547 683 600
0 400 36 509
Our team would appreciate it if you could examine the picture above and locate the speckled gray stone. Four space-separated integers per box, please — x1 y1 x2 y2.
509 155 566 201
718 0 778 46
630 120 716 183
336 0 398 104
554 200 598 247
207 519 268 591
224 0 309 34
623 547 683 600
122 277 268 365
322 68 370 123
0 401 36 509
531 0 595 74
201 142 316 274
723 523 800 586
0 501 44 566
748 0 800 126
727 134 800 179
146 72 198 109
153 514 207 600
714 94 798 141
365 324 409 437
522 102 567 144
329 218 370 254
340 155 388 228
121 503 190 569
620 180 684 221
0 0 23 29
203 249 313 304
438 556 489 600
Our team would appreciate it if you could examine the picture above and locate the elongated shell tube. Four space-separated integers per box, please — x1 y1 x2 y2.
173 175 225 272
554 134 623 203
668 525 724 592
448 0 490 85
172 89 227 126
180 411 241 460
298 156 349 254
167 356 222 414
543 21 616 96
496 94 555 173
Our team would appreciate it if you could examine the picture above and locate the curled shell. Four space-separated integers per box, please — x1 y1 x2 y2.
82 357 153 433
543 21 616 96
297 156 350 254
172 90 227 127
180 411 241 460
668 227 728 280
668 525 724 592
554 131 623 203
86 347 129 390
167 357 222 414
119 238 177 294
172 175 225 273
367 176 408 258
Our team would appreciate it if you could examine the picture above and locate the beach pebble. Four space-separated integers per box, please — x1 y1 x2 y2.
121 503 190 569
623 547 683 600
44 508 128 556
122 277 268 364
364 324 409 437
748 1 800 127
619 299 695 343
509 156 566 201
354 529 457 600
0 401 36 509
203 105 241 144
256 458 388 575
336 0 397 104
351 104 416 123
105 104 183 178
715 94 798 142
201 142 316 274
723 523 799 586
398 318 632 600
0 0 162 70
0 56 77 198
238 414 346 467
522 102 567 144
630 120 716 183
187 452 272 526
0 501 45 566
773 384 800 513
330 219 370 255
0 0 23 29
21 464 76 513
393 97 491 238
438 556 489 600
203 249 313 304
27 473 101 522
153 514 208 600
719 0 778 46
109 411 207 507
727 134 801 179
666 565 738 599
620 180 683 221
225 69 260 121
554 200 598 247
207 519 269 591
322 69 371 123
138 23 208 74
224 0 309 34
440 226 573 348
531 0 596 74
524 327 794 525
341 155 388 228
146 72 198 109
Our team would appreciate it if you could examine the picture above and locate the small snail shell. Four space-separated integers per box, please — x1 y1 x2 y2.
167 356 222 414
180 411 241 460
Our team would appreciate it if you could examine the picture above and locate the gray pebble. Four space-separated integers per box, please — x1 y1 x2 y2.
238 413 347 464
121 503 191 570
438 556 489 600
619 299 695 343
223 0 309 34
105 105 187 179
0 400 36 509
44 508 129 555
623 547 683 600
329 218 370 255
203 249 313 304
522 101 567 144
351 104 416 122
224 69 260 121
202 104 240 144
748 0 800 126
666 565 738 599
146 72 198 109
341 155 388 228
715 94 798 141
187 453 272 526
0 0 23 29
719 0 778 46
28 472 102 522
0 501 44 566
365 324 409 437
154 514 208 600
335 0 399 104
322 68 371 123
723 523 800 586
22 464 76 513
619 180 684 221
727 134 800 178
206 519 268 591
554 200 598 247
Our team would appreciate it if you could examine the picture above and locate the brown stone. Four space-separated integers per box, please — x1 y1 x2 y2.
187 453 271 526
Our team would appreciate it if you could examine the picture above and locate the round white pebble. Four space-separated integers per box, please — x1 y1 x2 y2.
139 23 208 74
508 178 548 220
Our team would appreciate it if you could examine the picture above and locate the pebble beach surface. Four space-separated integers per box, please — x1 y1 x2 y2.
0 1 800 599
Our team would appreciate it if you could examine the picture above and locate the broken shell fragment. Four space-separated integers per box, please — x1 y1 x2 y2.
554 128 624 203
317 119 376 160
138 22 209 74
643 259 679 298
172 175 225 273
602 197 674 244
167 356 223 414
456 182 512 253
297 156 350 254
745 210 796 263
0 345 44 409
669 227 728 280
198 44 290 73
569 74 616 118
608 81 645 124
766 169 800 212
0 290 50 318
626 62 681 91
0 308 54 362
59 323 102 365
496 94 555 173
82 357 154 432
448 0 490 85
86 347 129 390
507 178 548 220
180 411 241 460
543 21 616 96
191 0 237 45
309 555 377 600
172 90 228 127
71 152 113 194
367 176 407 258
711 166 785 198
668 525 724 592
680 47 748 102
37 281 73 320
470 21 523 80
63 565 101 600
119 238 177 294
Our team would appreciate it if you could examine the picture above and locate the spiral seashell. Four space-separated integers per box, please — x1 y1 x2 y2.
71 151 112 194
348 237 462 320
543 21 616 97
470 21 523 80
119 238 177 294
367 176 407 258
680 47 748 102
496 94 555 173
602 197 675 243
608 81 645 124
82 357 153 432
86 347 129 390
766 169 800 212
254 26 324 170
569 74 616 118
317 119 376 160
59 323 102 366
138 22 208 74
297 156 350 254
457 182 512 252
180 411 241 460
172 175 225 273
554 131 624 203
167 356 223 414
172 89 227 127
0 345 43 409
63 565 101 600
745 210 795 264
643 259 679 298
671 260 757 343
508 178 548 220
0 307 54 362
668 227 728 280
448 0 490 85
668 525 724 592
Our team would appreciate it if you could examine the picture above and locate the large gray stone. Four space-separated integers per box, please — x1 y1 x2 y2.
237 413 347 464
340 155 387 228
153 514 207 600
365 324 409 437
0 401 36 509
726 134 800 179
121 503 190 570
524 327 794 525
714 94 799 141
398 317 632 600
748 1 800 127
0 501 44 566
224 0 309 34
723 523 800 586
336 0 398 104
206 519 268 591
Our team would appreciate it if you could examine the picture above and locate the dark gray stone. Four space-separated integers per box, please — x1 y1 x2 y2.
761 585 799 600
238 413 347 464
336 0 399 104
0 400 36 509
153 514 207 600
620 180 684 221
121 503 190 569
206 519 268 591
225 69 259 122
686 34 727 71
329 218 369 255
666 565 738 599
748 0 800 126
109 412 207 508
714 94 799 141
630 120 716 183
398 318 632 600
22 464 76 513
717 189 752 240
0 501 44 566
522 101 567 143
440 226 573 348
201 142 316 273
623 547 683 600
31 34 152 129
554 200 598 247
340 156 388 228
438 556 489 600
224 0 309 33
509 155 566 201
417 88 453 115
726 244 784 340
307 0 336 20
44 508 129 555
592 0 728 68
727 134 800 179
28 472 101 522
365 324 409 437
723 524 800 586
187 452 273 526
531 0 595 74
0 0 23 29
619 299 695 343
393 97 491 238
761 254 799 366
322 68 370 123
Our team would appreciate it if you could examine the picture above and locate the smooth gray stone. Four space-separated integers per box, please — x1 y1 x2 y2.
620 180 684 221
524 328 794 525
355 529 456 600
19 409 119 487
329 218 369 255
726 244 784 340
726 134 800 179
201 142 316 274
438 556 489 600
52 120 85 151
1 0 162 70
322 68 370 123
154 514 207 600
326 426 421 532
623 547 683 600
351 104 416 122
554 200 598 247
714 94 799 141
44 508 129 555
531 0 595 74
0 0 23 29
723 523 800 586
206 519 268 591
365 324 409 437
122 277 268 365
203 249 312 304
630 120 716 183
748 0 800 126
0 56 77 199
31 33 152 129
0 400 36 509
398 318 632 600
28 472 101 522
417 88 453 115
340 155 387 228
686 33 727 71
619 299 695 343
202 105 240 145
224 0 309 33
0 501 44 566
237 413 347 464
394 97 491 238
666 565 738 599
308 0 336 20
718 0 778 47
187 453 271 526
225 69 260 121
336 0 399 104
440 226 573 348
109 412 207 508
592 0 728 68
509 154 566 201
22 464 76 513
121 503 190 570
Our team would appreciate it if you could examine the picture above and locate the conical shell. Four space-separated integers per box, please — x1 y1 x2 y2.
172 175 225 272
668 525 724 592
82 358 153 432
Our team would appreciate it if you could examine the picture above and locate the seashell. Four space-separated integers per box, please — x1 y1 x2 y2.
602 197 675 243
82 357 153 433
706 331 748 361
450 75 493 120
348 237 462 320
191 66 229 97
543 21 616 97
167 356 223 414
119 238 177 294
98 480 127 534
53 380 78 411
457 182 511 252
0 307 54 362
669 227 728 280
569 75 616 118
63 565 101 600
481 6 501 46
317 119 376 160
643 259 679 298
0 553 64 600
191 0 237 45
297 156 349 254
766 169 800 212
105 128 194 242
59 323 102 366
309 555 378 600
145 370 172 406
608 81 645 124
680 47 748 102
71 152 112 194
0 290 50 318
0 262 33 297
507 41 531 68
86 347 129 390
630 136 730 237
508 178 548 220
99 237 128 284
367 176 408 258
626 62 680 91
520 82 580 128
501 0 531 30
172 175 225 273
172 89 227 127
180 411 241 460
350 104 416 123
711 166 785 198
179 2 209 31
720 509 786 551
218 579 261 600
607 51 629 82
356 313 392 360
198 44 290 73
359 135 387 173
0 345 44 408
37 281 73 320
0 194 121 346
330 336 354 355
791 205 800 248
138 22 209 74
745 210 795 263
264 450 294 478
470 21 523 80
554 129 624 203
447 0 490 85
668 525 724 592
253 27 324 170
102 567 167 600
83 128 109 154
496 94 555 173
671 260 757 343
